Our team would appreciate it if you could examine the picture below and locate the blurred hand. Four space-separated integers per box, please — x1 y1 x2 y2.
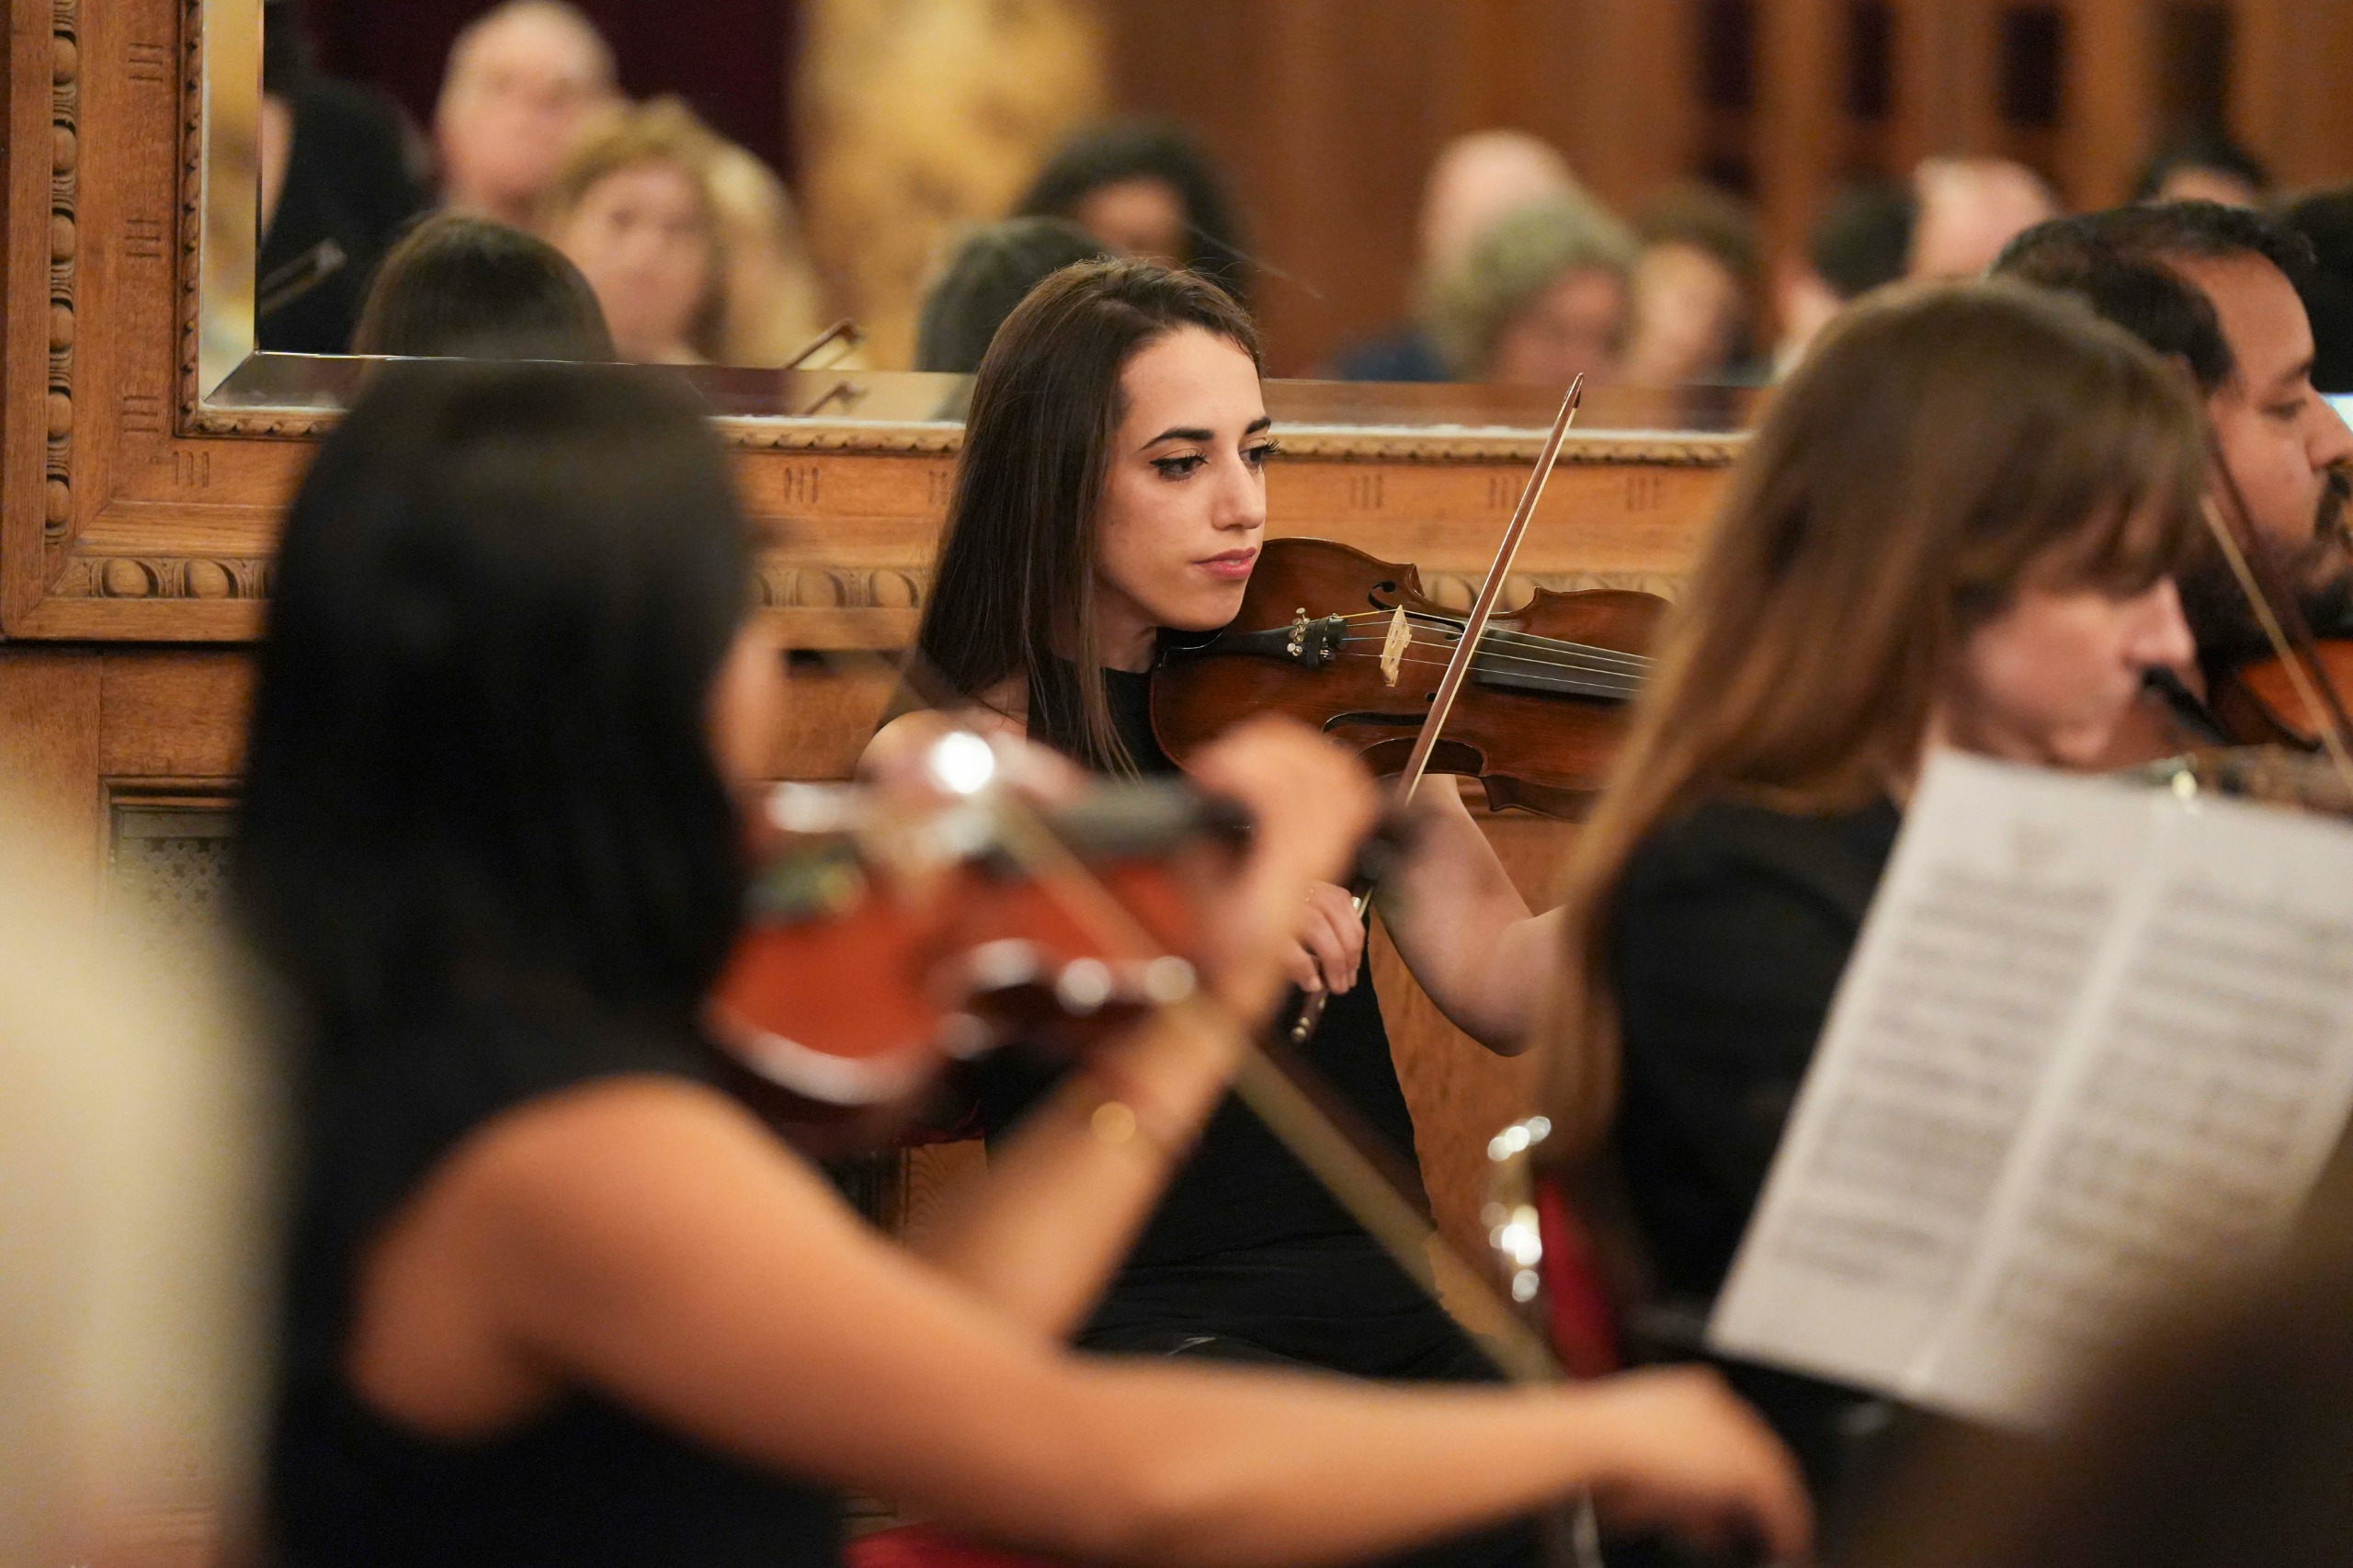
1575 1367 1813 1563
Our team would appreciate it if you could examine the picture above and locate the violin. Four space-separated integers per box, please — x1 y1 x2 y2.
1151 537 1665 819
705 740 1246 1141
2211 641 2353 750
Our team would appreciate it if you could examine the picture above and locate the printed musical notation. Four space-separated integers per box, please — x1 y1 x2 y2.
1711 753 2353 1427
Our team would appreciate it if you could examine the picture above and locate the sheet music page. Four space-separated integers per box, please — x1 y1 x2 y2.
1709 752 2353 1428
1917 796 2353 1422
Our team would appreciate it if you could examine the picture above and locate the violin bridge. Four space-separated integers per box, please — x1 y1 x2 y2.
1380 606 1412 687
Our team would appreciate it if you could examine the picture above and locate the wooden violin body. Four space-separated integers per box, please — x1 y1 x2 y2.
1152 538 1665 818
705 776 1243 1144
2211 640 2353 750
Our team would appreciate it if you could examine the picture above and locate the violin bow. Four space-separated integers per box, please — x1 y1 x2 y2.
1287 375 1585 1045
2197 430 2353 798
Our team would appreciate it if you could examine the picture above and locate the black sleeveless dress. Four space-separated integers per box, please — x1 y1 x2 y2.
267 1008 843 1567
969 668 1501 1381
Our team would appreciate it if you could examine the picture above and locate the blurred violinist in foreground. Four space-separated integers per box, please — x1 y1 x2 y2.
238 357 1809 1567
1541 280 2208 1535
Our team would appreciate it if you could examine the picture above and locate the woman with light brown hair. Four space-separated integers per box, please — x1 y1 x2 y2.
544 97 732 365
1540 278 2211 1518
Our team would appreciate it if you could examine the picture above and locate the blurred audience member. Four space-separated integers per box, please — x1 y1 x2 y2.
1334 129 1579 381
2279 186 2353 394
1621 182 1765 385
546 98 729 365
707 141 829 367
1419 131 1582 278
2134 128 2270 209
1773 179 1916 372
258 0 430 354
1425 192 1638 385
1836 1181 2353 1568
350 213 614 359
0 805 274 1568
1016 120 1251 304
435 0 620 231
914 216 1108 374
1907 157 2061 280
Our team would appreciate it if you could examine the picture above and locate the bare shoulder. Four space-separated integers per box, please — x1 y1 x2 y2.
862 693 1026 777
455 1074 841 1230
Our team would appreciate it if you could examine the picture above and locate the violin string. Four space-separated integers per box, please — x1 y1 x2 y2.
1335 631 1646 676
1333 637 1643 682
1328 649 1642 693
1334 631 1648 681
1324 615 1652 674
1338 627 1649 668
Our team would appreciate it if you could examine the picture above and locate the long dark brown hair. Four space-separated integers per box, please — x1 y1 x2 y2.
1543 279 2211 1153
915 258 1259 774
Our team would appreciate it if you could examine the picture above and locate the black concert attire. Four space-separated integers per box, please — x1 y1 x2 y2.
268 1008 842 1568
963 664 1537 1568
1606 795 1927 1527
256 78 429 355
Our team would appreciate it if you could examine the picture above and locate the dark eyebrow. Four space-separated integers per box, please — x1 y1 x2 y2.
1138 415 1275 451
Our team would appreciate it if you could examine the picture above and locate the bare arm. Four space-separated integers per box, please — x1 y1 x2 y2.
1374 779 1563 1055
353 1080 1810 1568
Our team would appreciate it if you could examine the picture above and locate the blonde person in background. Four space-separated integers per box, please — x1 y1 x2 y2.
546 97 733 366
0 812 275 1567
708 141 831 367
435 0 620 231
1424 191 1640 386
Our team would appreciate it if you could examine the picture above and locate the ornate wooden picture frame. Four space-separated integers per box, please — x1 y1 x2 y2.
5 0 1739 653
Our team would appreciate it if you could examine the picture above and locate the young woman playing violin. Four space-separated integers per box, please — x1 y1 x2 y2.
881 261 1577 1398
241 358 1808 1567
1539 280 2208 1522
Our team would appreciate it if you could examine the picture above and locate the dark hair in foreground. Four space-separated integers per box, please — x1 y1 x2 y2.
235 361 751 1045
915 217 1112 374
1837 1178 2353 1568
915 259 1259 774
349 212 615 359
1017 120 1252 304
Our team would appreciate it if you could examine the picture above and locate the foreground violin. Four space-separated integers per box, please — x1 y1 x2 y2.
1152 539 1664 818
706 733 1246 1130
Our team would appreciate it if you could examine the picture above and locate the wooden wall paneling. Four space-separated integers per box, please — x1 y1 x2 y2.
1540 0 1702 218
2231 0 2353 190
0 648 103 888
1887 0 2001 175
2058 0 2157 210
96 649 250 778
1754 0 1847 278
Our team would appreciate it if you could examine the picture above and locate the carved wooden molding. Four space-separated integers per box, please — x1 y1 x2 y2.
174 0 206 434
179 405 1740 466
53 552 270 601
1272 430 1741 467
47 0 79 562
